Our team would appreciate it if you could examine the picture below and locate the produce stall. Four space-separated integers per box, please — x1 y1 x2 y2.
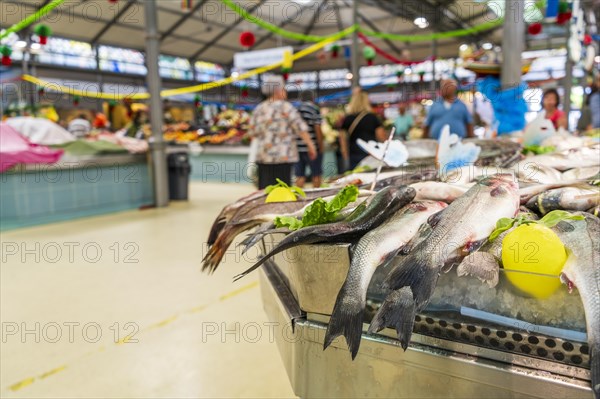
205 136 599 399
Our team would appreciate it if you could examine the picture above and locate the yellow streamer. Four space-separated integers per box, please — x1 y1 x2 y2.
22 27 350 101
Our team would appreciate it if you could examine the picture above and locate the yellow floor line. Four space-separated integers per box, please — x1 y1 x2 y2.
4 281 260 392
219 281 258 301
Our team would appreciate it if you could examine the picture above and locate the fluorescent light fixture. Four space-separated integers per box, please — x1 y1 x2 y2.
30 43 41 50
231 71 239 78
595 56 600 63
459 44 469 52
15 40 27 48
404 68 412 75
346 73 353 80
482 43 493 50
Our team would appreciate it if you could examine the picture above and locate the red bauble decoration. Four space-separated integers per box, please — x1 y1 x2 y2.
1 55 11 66
239 31 256 48
583 34 592 46
528 23 542 35
39 36 48 45
282 72 289 80
367 60 373 66
556 12 572 25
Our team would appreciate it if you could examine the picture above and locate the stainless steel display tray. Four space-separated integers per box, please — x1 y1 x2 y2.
258 234 593 398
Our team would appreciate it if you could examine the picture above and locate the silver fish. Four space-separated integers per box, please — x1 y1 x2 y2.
456 209 538 287
562 166 600 181
553 214 600 399
324 201 447 358
410 181 473 203
527 147 600 171
526 186 600 215
511 161 563 184
369 174 520 349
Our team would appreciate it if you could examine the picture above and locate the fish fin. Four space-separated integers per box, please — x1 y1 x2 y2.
367 287 416 351
323 286 365 359
456 252 500 288
427 208 446 229
382 252 440 310
553 220 576 233
441 257 461 273
400 223 432 255
207 219 226 246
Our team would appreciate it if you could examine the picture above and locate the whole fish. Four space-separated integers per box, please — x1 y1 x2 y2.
527 147 600 171
519 180 587 204
202 200 314 273
552 214 600 399
410 181 472 203
456 209 538 287
589 206 600 217
324 201 447 359
207 187 342 245
232 186 417 281
369 174 520 349
562 166 600 181
511 161 563 184
526 186 600 215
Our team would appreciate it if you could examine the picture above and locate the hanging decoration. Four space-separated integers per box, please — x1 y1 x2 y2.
418 71 426 82
358 32 435 66
363 46 376 66
33 24 52 45
0 45 12 66
396 70 404 83
38 87 45 96
317 50 328 64
240 83 249 98
583 34 592 46
281 49 293 80
220 0 503 43
528 22 543 35
108 0 119 3
0 0 65 41
20 29 349 100
239 31 256 48
194 94 201 108
330 44 340 58
344 46 351 60
387 84 395 92
72 95 80 106
556 1 572 25
181 0 192 11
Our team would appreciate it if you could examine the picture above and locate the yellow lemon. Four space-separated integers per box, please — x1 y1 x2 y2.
265 187 297 203
501 223 567 299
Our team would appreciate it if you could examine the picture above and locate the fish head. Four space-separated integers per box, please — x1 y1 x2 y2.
409 200 448 213
480 173 519 195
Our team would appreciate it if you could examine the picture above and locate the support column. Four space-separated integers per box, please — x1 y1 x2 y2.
431 39 437 95
501 0 525 88
144 0 169 208
563 36 573 119
95 46 104 112
351 0 360 88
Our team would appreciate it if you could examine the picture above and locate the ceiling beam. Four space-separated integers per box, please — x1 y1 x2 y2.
189 0 269 61
357 12 403 54
297 0 329 45
160 0 209 42
90 0 136 44
333 2 352 71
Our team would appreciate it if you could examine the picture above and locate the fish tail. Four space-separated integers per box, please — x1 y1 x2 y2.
323 285 365 359
207 218 226 246
592 343 600 399
202 223 253 274
368 287 415 350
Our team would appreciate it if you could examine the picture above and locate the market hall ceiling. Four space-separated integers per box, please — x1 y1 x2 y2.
0 0 504 69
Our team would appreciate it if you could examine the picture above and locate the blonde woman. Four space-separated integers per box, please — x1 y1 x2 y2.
339 91 387 171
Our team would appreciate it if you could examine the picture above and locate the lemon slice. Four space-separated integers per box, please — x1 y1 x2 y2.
501 223 567 299
265 187 297 203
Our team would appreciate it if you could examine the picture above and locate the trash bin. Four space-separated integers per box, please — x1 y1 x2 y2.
167 152 191 200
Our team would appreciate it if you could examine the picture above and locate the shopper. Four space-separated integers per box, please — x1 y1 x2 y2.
393 102 413 140
248 75 317 189
67 114 91 138
424 79 474 139
541 88 568 130
339 91 387 171
295 91 324 188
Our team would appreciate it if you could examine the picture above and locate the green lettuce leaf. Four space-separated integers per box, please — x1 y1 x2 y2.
539 210 584 228
274 216 304 231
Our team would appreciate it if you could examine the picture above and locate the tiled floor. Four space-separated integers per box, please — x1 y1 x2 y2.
0 182 297 398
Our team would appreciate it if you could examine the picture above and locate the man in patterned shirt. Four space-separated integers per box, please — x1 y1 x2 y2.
248 75 317 189
295 91 324 188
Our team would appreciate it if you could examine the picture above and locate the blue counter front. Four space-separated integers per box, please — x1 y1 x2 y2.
1 154 154 230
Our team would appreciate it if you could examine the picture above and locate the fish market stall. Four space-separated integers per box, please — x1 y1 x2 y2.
204 136 599 399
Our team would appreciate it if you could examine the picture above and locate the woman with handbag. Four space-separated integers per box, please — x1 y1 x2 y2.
339 91 387 171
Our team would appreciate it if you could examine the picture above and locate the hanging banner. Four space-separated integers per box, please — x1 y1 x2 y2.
234 46 293 70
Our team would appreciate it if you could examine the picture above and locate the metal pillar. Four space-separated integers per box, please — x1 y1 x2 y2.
94 46 104 112
563 36 573 119
500 0 525 89
144 0 169 208
351 0 360 88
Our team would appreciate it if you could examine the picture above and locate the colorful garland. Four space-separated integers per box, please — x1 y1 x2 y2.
0 0 65 41
357 32 435 66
